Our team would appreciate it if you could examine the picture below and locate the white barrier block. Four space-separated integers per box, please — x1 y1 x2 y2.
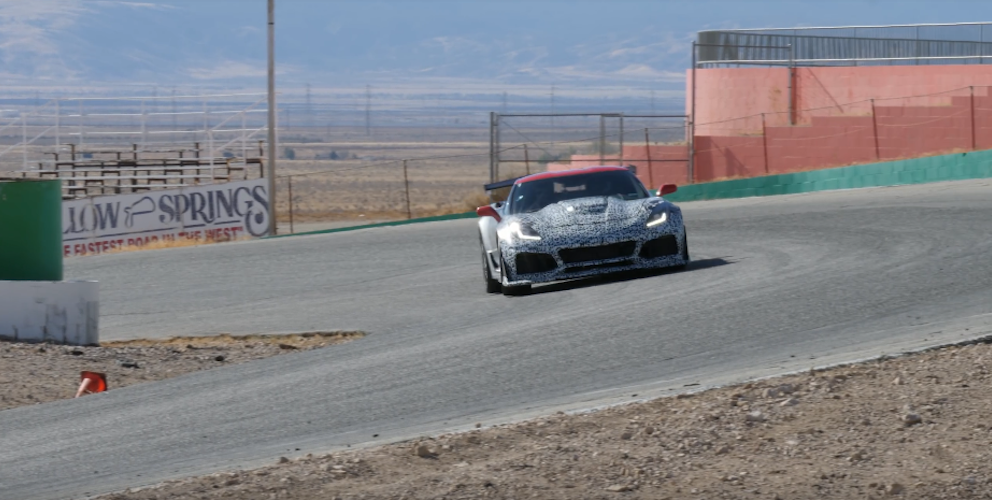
0 280 99 345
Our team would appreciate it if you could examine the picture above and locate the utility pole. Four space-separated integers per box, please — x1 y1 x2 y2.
171 88 177 134
267 0 278 236
550 83 556 125
550 83 556 147
305 83 312 128
365 84 372 136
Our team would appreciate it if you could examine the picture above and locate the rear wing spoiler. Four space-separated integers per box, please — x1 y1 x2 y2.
483 176 523 192
483 165 639 192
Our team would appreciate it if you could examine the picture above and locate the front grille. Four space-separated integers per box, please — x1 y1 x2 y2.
639 235 679 259
563 260 633 273
515 252 558 274
559 241 636 264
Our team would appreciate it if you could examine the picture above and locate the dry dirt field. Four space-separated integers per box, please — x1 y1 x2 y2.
0 332 361 411
271 126 535 225
7 336 992 499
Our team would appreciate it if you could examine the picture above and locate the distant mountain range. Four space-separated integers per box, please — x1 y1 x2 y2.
3 0 983 105
0 0 693 99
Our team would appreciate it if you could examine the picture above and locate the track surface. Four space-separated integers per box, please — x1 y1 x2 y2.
4 180 992 499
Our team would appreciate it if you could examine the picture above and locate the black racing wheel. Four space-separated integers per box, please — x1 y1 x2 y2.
482 249 501 293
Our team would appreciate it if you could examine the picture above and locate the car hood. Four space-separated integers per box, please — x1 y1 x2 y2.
513 196 658 228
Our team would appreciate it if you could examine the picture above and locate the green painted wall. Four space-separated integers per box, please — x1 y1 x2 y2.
665 150 992 203
0 179 63 281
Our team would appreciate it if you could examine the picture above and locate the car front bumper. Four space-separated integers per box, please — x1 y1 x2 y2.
499 222 687 286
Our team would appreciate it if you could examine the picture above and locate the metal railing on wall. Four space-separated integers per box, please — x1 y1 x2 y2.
699 22 992 68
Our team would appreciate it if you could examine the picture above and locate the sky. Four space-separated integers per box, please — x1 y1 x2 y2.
2 0 992 98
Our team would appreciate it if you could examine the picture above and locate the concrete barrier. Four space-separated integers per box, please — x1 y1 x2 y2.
0 280 99 345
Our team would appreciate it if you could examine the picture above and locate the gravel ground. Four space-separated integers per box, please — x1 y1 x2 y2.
0 332 362 411
54 338 991 500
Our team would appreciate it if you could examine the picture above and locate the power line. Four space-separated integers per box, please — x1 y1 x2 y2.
365 84 372 136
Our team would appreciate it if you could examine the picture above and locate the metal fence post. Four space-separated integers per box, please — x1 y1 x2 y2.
494 113 501 181
971 86 977 150
21 114 27 170
618 113 624 166
644 128 654 189
242 111 248 160
55 99 60 151
402 159 412 219
871 99 880 160
267 0 279 237
489 112 495 183
288 175 294 234
599 115 606 164
78 101 85 147
524 144 530 175
140 99 147 148
788 44 795 126
761 113 769 174
689 41 697 184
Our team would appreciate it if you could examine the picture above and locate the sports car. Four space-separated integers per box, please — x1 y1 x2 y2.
476 166 689 295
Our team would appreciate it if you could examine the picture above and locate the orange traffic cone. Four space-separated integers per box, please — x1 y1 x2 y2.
75 371 107 398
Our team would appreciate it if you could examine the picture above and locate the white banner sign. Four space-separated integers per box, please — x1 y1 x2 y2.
62 179 270 256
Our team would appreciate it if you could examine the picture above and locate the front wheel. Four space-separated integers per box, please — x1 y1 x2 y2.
482 250 501 293
676 231 690 271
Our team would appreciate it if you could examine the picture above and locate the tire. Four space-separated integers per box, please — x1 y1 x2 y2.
676 231 690 271
500 255 531 296
482 250 501 293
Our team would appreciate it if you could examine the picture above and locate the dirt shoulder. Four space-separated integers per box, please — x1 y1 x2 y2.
0 332 361 411
58 338 990 500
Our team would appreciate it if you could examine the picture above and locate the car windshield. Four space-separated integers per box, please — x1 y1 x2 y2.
507 170 649 215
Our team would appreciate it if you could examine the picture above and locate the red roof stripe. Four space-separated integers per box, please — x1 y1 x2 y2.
514 166 630 184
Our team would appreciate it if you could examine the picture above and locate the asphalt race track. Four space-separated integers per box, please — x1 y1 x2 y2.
4 180 992 499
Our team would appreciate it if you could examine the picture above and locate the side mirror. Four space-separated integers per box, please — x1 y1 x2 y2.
476 205 502 222
658 184 678 196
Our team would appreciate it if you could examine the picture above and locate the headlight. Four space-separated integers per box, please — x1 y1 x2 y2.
497 221 542 241
646 206 670 227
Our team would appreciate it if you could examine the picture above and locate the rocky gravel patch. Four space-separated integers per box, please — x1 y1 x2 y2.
87 339 992 500
0 332 362 411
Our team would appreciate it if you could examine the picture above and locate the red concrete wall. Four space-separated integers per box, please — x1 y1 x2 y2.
689 65 992 134
622 146 690 187
545 149 690 188
543 65 992 185
687 67 792 135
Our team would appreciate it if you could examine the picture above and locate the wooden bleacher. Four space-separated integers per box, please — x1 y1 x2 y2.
18 142 265 199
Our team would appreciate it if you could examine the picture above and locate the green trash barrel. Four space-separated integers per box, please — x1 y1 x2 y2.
0 179 63 281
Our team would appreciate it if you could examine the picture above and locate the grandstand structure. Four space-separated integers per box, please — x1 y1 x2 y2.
0 93 269 199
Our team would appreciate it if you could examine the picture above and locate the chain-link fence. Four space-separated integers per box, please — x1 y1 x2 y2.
274 115 691 234
275 85 992 234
